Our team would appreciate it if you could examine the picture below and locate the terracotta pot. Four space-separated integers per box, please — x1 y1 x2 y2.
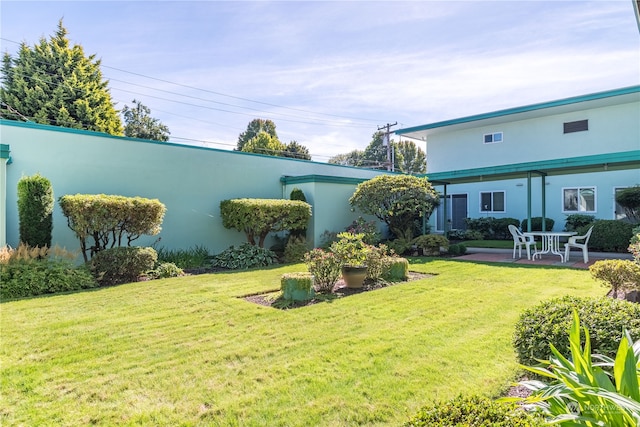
341 265 367 288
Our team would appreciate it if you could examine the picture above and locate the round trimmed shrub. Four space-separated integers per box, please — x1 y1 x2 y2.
383 257 409 281
90 246 158 286
404 394 544 427
513 296 640 366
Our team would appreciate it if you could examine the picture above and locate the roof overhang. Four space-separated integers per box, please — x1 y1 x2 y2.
423 150 640 185
396 86 640 141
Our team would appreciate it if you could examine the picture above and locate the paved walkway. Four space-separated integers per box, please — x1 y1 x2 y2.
457 247 632 269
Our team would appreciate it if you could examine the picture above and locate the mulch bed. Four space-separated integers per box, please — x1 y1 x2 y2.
243 271 432 309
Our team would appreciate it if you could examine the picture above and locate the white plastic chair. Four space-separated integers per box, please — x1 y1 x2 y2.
564 226 594 263
508 224 537 260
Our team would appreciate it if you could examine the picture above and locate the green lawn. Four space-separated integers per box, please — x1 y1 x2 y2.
1 259 602 426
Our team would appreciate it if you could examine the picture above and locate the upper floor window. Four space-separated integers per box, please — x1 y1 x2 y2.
483 132 503 144
480 191 505 212
564 119 588 134
563 187 596 212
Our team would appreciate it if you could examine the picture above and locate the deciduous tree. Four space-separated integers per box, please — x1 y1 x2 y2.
237 118 279 151
396 140 426 174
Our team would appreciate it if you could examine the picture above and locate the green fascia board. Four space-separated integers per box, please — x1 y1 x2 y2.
0 144 9 159
396 85 640 135
423 150 640 184
280 175 370 185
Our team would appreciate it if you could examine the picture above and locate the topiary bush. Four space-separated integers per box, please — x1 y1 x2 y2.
90 246 158 286
382 257 409 282
513 296 640 367
148 262 184 279
520 217 554 232
211 243 278 270
589 259 640 297
404 394 544 427
17 173 54 248
582 219 634 252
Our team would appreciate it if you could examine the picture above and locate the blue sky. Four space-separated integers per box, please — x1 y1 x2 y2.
1 1 639 161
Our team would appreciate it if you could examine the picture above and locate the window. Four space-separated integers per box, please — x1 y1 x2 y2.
563 187 596 212
483 132 503 144
563 119 588 134
480 191 505 212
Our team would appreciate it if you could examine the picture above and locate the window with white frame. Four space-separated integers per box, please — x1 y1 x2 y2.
483 132 503 144
563 187 596 212
480 191 505 212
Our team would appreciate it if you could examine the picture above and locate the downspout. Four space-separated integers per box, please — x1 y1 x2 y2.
541 173 546 231
0 144 11 247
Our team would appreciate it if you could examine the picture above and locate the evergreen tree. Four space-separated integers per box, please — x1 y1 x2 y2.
122 99 170 141
361 131 403 171
283 140 311 160
0 20 122 135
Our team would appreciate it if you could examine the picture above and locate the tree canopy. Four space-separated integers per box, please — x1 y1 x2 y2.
238 118 311 160
0 20 122 135
328 132 426 174
349 174 439 241
122 99 170 141
237 119 279 151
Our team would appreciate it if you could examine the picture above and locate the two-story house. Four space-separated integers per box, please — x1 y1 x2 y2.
396 86 640 233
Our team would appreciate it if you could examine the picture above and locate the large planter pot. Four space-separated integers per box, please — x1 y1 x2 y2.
341 265 367 288
281 273 315 302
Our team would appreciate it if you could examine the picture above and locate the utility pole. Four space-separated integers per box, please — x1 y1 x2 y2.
377 122 397 171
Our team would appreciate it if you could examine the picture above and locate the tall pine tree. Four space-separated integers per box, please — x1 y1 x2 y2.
0 20 122 135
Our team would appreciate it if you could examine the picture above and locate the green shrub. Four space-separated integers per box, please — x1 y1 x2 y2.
629 226 640 262
211 243 278 270
463 217 520 240
345 216 381 245
506 311 640 427
284 236 309 263
589 259 640 297
492 218 521 240
330 232 369 266
17 173 54 248
59 194 166 262
280 272 314 301
386 238 412 255
318 230 339 250
1 259 97 300
413 234 449 255
404 394 544 427
289 188 307 202
155 245 211 269
447 243 467 256
464 217 492 239
220 198 311 248
513 296 640 367
383 257 409 281
148 262 184 279
520 217 554 232
90 246 158 286
363 244 390 281
564 213 595 232
303 248 341 293
582 219 634 252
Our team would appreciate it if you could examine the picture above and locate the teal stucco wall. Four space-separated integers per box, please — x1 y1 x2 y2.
0 120 385 254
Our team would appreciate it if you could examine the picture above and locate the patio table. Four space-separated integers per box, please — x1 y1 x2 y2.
522 231 577 263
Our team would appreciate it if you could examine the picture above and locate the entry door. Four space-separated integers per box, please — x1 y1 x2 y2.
436 194 468 232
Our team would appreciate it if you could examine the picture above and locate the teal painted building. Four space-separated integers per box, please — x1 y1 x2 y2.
0 120 385 252
397 86 640 233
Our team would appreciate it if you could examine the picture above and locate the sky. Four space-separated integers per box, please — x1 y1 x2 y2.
1 0 639 162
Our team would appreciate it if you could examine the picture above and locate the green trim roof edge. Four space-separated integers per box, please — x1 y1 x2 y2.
280 175 371 185
396 85 640 134
422 150 640 182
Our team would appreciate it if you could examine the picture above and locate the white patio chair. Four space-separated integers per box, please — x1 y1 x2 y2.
564 226 594 264
508 224 537 260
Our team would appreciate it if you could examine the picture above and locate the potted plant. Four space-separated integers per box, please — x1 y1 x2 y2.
330 232 370 288
413 234 449 256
